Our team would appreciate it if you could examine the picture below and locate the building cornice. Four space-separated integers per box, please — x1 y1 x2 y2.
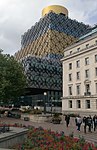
61 43 97 61
62 95 97 99
63 32 97 52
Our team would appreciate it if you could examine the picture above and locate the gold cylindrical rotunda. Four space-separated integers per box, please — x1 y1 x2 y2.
42 5 68 17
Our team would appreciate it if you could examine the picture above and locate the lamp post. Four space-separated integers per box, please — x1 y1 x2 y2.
21 96 24 106
44 92 47 114
51 97 53 116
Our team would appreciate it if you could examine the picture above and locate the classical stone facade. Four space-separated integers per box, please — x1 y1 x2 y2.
62 27 97 115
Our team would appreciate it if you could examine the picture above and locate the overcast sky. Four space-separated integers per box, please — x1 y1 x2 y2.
0 0 97 55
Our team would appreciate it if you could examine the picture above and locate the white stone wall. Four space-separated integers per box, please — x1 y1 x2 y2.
62 33 97 114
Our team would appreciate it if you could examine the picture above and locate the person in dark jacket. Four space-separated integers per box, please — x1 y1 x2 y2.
65 114 70 127
93 115 97 131
87 115 93 132
83 116 88 133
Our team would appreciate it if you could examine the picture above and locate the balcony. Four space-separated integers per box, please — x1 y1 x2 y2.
84 92 91 96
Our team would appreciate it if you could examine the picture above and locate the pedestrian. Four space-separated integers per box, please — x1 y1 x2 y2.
87 115 93 132
65 114 70 127
93 115 97 131
83 116 88 133
76 115 82 132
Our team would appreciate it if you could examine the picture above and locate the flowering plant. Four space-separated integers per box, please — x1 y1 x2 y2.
12 126 97 150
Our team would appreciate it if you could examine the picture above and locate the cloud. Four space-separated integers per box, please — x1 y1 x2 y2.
65 0 97 25
0 0 97 55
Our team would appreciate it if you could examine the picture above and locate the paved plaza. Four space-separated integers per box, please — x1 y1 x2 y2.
0 116 97 145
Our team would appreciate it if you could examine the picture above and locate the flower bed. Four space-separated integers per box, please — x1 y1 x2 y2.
12 126 97 150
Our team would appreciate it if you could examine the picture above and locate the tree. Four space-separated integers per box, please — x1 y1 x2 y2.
0 52 26 105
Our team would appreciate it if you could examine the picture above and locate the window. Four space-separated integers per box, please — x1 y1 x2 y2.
69 74 72 81
77 47 80 52
85 84 90 93
69 86 72 95
95 83 97 94
69 63 72 70
85 57 89 65
95 68 97 76
95 55 97 62
76 72 80 80
76 100 81 108
76 85 80 95
95 40 97 45
86 100 90 109
85 69 89 78
69 100 72 108
70 51 72 54
86 44 89 48
76 60 80 68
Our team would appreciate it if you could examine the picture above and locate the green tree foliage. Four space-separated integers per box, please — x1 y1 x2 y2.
0 52 26 104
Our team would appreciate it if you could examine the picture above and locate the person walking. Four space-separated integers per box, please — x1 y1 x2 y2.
83 116 88 133
87 115 93 132
65 114 70 127
76 115 82 132
93 115 97 131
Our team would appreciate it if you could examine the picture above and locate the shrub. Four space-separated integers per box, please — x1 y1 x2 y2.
52 113 62 124
79 135 86 145
12 127 97 150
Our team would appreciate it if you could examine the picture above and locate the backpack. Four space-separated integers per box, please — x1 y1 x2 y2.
87 118 92 125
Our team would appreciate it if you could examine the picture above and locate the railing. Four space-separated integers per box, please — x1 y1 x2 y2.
84 92 91 96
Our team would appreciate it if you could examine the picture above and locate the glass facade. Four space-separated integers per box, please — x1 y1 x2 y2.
14 11 92 106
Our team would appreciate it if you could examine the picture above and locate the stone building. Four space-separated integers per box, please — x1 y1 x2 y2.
62 27 97 115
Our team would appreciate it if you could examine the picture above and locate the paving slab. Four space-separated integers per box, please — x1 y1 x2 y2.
0 116 97 145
